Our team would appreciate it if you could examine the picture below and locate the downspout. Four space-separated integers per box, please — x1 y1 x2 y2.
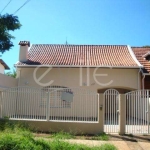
142 75 145 90
16 67 21 87
140 69 145 90
137 69 141 90
15 67 21 115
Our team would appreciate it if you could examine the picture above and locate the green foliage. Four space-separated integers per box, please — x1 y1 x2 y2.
0 134 117 150
0 134 51 150
142 45 150 48
0 119 31 133
91 133 109 141
0 13 21 53
49 140 117 150
5 69 17 78
0 120 117 150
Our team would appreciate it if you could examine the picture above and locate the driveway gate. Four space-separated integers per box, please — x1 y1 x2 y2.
104 89 119 133
125 90 150 134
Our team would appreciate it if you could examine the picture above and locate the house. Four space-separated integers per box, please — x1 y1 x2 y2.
0 59 10 74
132 47 150 89
2 41 150 135
15 41 142 93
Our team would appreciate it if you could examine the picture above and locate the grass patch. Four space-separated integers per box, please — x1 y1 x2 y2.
0 133 50 150
0 133 117 150
91 132 109 141
0 118 31 133
49 140 117 150
50 131 75 139
0 119 116 150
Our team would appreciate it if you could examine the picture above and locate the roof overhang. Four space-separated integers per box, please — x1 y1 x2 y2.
127 45 143 67
0 59 10 70
15 64 143 69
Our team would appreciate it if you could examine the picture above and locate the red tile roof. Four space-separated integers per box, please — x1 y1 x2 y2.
16 44 142 68
132 47 150 73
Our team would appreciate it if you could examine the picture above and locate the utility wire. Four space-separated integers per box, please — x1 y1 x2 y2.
13 0 31 15
0 0 12 14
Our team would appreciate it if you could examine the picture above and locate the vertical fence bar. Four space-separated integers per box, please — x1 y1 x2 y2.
148 90 150 134
46 92 50 121
0 91 3 118
108 90 110 132
147 90 149 134
97 93 99 123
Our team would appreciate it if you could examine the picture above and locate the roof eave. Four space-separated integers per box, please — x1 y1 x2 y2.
0 59 10 70
127 45 143 67
14 64 143 69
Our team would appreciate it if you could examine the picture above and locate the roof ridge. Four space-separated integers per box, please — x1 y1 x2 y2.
32 44 128 46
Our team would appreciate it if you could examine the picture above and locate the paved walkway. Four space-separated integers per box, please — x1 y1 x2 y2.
35 134 150 150
67 139 130 150
65 139 150 150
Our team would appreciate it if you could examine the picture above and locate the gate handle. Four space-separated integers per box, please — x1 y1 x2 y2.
117 110 119 113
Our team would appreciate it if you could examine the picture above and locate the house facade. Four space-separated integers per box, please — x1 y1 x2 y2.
15 41 142 93
2 41 150 134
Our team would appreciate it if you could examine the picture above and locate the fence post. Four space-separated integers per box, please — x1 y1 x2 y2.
148 97 150 134
0 91 2 118
119 94 126 135
99 94 104 132
46 92 50 121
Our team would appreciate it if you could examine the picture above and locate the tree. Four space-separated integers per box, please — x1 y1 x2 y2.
5 69 17 78
143 46 150 48
0 14 21 53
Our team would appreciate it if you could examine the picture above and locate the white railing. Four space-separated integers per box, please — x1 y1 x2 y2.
125 90 150 134
1 86 99 123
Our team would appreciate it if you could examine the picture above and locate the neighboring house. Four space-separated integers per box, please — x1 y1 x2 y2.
132 47 150 89
0 59 17 97
15 41 143 93
0 59 10 74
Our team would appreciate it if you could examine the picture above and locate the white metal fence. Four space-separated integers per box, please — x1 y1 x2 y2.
0 86 99 123
125 90 150 134
104 89 119 133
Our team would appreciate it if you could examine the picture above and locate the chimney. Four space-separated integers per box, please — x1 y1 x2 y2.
19 41 30 62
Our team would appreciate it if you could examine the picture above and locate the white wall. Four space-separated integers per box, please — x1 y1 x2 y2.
0 74 18 91
17 67 140 91
0 63 5 74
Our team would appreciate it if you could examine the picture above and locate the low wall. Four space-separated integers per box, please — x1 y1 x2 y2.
23 121 102 134
0 74 18 91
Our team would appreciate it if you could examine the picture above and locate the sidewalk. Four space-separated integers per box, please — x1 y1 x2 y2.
35 134 150 150
64 134 150 150
67 139 130 150
66 139 150 150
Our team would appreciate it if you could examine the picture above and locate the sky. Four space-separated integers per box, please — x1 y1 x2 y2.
0 0 150 71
